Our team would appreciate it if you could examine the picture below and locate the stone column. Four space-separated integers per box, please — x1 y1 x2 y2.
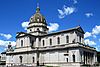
36 38 39 47
90 53 93 65
85 52 86 64
83 51 85 64
93 53 95 64
36 37 40 66
27 37 30 47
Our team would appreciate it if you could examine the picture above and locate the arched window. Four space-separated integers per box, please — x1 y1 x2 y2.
37 28 40 31
19 56 23 63
50 38 52 45
79 36 81 43
0 56 1 61
72 54 75 62
66 58 68 62
33 57 35 63
66 36 69 43
31 41 34 47
42 40 45 46
21 40 23 47
57 37 60 44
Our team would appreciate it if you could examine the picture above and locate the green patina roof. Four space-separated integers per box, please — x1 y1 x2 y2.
30 7 47 24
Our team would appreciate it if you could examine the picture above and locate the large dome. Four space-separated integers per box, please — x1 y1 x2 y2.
29 7 47 24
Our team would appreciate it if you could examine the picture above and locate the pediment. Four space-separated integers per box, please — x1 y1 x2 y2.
19 33 25 37
16 32 27 38
77 26 85 34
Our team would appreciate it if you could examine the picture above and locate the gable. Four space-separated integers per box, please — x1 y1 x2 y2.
77 26 85 34
16 32 27 38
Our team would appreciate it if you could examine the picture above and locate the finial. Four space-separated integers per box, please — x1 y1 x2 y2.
37 3 39 8
36 3 40 13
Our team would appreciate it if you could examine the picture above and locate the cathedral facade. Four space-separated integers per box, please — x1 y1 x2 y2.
6 6 97 67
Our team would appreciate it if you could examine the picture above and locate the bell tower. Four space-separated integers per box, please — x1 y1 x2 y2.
27 4 48 36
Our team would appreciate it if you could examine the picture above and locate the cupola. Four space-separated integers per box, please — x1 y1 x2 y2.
27 4 48 36
29 6 47 25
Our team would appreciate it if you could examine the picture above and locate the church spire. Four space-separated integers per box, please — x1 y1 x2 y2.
36 3 40 13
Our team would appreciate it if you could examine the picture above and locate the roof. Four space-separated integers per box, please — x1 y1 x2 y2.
1 51 6 54
16 32 36 38
16 26 85 38
42 26 85 37
29 6 47 25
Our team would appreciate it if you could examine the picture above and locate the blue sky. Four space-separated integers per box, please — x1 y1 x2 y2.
0 0 100 52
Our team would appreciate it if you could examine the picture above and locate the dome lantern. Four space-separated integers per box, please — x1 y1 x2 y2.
29 4 47 25
27 4 48 35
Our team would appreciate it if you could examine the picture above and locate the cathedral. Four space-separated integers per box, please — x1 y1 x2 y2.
6 5 97 67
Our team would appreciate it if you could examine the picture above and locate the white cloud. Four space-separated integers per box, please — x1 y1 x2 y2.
69 0 78 4
64 6 76 15
58 5 76 19
85 13 93 18
0 33 12 39
21 21 59 32
73 0 78 4
92 25 100 35
99 39 100 42
0 40 16 47
58 9 65 19
47 23 59 32
84 25 100 38
84 32 91 38
84 39 96 45
92 35 96 38
21 21 29 30
95 46 100 51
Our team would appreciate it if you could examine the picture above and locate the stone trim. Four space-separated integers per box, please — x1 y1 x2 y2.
27 25 48 29
29 22 47 25
6 42 96 55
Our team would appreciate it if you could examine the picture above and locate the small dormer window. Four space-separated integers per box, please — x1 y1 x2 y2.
37 19 39 22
